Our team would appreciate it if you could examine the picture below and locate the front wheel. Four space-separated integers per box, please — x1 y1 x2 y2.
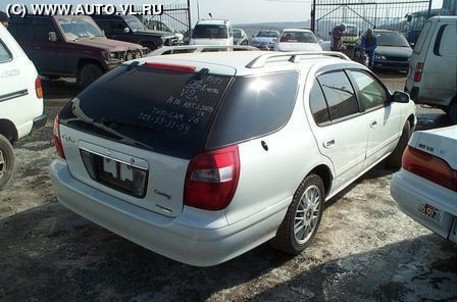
386 121 411 169
271 174 325 255
0 134 15 190
79 64 103 88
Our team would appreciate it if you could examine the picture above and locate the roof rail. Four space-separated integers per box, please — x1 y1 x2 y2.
149 45 259 56
246 51 350 68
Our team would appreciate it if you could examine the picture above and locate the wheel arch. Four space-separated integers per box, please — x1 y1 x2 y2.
308 164 332 197
0 119 18 142
76 59 105 82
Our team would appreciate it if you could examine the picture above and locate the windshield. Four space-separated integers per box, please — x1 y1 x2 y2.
56 16 104 40
59 65 232 159
376 32 410 47
192 24 228 39
279 31 317 43
255 30 279 38
233 29 242 38
346 25 359 36
123 15 148 32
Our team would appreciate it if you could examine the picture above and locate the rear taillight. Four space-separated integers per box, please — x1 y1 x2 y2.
402 146 457 192
413 62 424 82
184 145 240 211
53 114 65 159
35 76 43 99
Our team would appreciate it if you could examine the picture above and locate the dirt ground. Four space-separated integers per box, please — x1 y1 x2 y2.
0 72 456 302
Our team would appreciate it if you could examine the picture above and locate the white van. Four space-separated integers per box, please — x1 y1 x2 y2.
405 16 457 123
0 25 47 189
189 19 234 46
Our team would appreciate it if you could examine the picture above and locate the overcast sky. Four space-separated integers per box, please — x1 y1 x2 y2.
0 0 443 25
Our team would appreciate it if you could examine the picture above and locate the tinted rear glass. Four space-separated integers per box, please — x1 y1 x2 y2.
192 24 228 39
59 64 232 159
207 71 299 148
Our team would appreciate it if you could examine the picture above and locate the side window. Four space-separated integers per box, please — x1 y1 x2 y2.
438 24 457 56
33 19 56 41
317 71 358 121
309 79 330 124
112 20 127 33
0 39 12 63
348 70 387 110
95 20 111 34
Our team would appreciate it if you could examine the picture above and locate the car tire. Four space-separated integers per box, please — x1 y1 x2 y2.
271 174 324 255
447 99 457 125
0 134 15 190
80 64 103 88
386 121 411 169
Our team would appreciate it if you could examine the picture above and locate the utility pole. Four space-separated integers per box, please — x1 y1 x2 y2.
187 0 191 32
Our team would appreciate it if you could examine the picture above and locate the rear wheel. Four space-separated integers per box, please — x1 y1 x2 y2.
0 134 15 190
80 64 103 88
386 121 411 169
271 174 324 255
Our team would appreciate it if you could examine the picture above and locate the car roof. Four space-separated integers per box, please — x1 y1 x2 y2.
127 51 354 76
282 28 313 33
196 19 229 25
373 29 400 34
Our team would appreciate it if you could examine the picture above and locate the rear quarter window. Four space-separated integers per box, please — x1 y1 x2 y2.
207 71 299 148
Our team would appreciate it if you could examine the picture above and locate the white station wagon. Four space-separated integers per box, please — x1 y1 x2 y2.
50 51 416 266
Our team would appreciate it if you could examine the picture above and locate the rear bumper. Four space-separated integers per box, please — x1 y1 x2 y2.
374 60 409 70
391 169 457 244
50 159 286 266
31 114 47 133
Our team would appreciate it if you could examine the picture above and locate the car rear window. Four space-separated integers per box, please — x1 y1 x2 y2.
207 71 299 148
59 64 232 159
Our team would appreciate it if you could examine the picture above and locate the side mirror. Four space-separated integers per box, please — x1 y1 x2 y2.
407 15 412 22
272 38 277 43
124 27 130 33
392 91 410 103
48 32 57 42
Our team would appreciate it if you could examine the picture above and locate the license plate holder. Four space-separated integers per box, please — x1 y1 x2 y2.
81 149 148 198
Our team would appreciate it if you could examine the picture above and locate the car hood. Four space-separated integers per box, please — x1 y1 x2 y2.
277 43 322 52
375 46 412 57
252 37 276 44
70 37 144 51
135 30 176 39
189 39 231 46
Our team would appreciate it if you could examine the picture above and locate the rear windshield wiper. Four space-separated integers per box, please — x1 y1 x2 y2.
100 117 163 133
70 98 156 151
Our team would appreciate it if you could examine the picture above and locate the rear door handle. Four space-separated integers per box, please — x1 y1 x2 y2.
370 120 378 128
323 139 335 149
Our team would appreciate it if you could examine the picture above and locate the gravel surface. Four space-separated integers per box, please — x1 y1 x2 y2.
1 72 456 302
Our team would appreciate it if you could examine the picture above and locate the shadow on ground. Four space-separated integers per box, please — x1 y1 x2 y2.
1 202 456 302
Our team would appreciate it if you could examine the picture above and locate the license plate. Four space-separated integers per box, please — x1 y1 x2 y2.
417 203 441 222
80 149 148 198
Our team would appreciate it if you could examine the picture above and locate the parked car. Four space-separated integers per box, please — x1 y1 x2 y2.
50 50 415 266
391 125 457 245
357 29 412 71
148 45 257 56
405 16 457 124
0 25 47 189
342 23 360 46
145 19 184 43
8 15 148 87
233 28 248 45
92 15 180 50
189 19 234 46
275 29 323 52
250 29 279 50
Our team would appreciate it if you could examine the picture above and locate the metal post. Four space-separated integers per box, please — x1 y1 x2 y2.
187 0 192 32
427 0 432 18
311 0 316 32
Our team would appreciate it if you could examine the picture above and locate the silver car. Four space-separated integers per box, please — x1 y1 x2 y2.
51 51 416 266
